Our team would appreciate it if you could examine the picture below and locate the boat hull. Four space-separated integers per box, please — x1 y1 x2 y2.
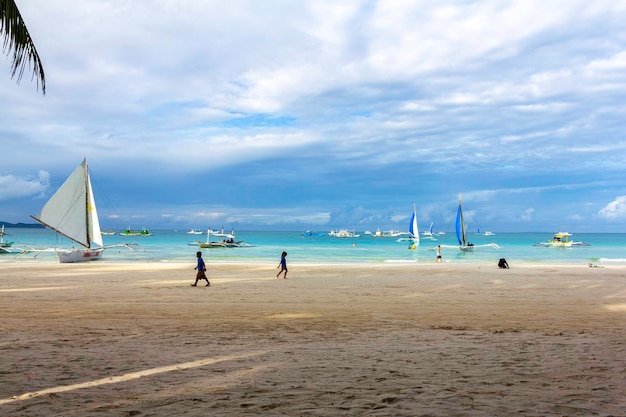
1 242 19 254
197 241 243 248
58 249 104 263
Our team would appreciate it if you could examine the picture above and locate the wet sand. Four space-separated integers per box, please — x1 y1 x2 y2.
1 262 624 416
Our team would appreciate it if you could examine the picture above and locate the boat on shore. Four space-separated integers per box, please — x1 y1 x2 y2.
28 159 133 263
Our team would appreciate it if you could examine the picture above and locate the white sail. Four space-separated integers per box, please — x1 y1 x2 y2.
31 159 103 249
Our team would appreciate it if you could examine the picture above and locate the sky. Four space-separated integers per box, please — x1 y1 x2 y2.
1 0 626 233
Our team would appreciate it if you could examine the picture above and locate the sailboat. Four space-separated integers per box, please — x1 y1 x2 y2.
455 194 472 251
408 204 419 246
455 194 499 252
421 221 437 240
30 158 106 263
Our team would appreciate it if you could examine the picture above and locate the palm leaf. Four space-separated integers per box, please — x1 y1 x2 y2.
1 0 45 94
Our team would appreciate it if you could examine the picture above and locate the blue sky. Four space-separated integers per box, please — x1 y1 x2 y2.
1 0 626 232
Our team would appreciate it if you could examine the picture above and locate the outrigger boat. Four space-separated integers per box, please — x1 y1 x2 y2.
302 231 325 237
120 227 152 236
534 232 591 247
0 225 20 254
196 229 246 248
370 228 404 237
329 229 360 238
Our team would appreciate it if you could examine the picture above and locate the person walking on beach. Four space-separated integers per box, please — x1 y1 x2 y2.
436 245 442 263
277 251 288 279
192 251 210 286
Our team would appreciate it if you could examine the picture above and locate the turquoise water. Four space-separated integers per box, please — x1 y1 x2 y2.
2 228 625 265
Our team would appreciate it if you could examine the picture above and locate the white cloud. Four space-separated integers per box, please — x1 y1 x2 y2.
521 208 535 222
0 171 50 201
598 196 626 219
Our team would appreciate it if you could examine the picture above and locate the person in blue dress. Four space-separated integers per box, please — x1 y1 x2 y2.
276 251 288 279
192 251 210 286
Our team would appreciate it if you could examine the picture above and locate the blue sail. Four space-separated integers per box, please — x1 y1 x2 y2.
408 204 419 243
409 211 417 238
455 203 464 246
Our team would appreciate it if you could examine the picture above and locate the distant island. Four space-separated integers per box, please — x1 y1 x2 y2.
0 222 44 229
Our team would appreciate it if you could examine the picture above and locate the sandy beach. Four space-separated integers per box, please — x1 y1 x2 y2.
1 261 624 416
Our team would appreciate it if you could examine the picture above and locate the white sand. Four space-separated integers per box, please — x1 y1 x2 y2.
0 262 624 416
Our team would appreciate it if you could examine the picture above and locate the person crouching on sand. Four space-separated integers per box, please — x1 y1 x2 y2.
277 251 288 279
192 251 210 286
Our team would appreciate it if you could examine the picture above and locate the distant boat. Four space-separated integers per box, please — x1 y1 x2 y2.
196 229 246 248
371 228 403 237
0 225 19 254
476 227 495 236
120 227 152 236
330 229 360 238
101 230 115 235
534 232 590 247
29 159 106 263
421 221 437 240
302 231 325 237
408 204 419 245
186 229 204 235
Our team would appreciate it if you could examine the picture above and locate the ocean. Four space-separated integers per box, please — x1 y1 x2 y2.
2 228 626 266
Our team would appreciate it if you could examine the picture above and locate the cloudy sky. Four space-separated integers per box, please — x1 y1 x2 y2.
2 0 626 232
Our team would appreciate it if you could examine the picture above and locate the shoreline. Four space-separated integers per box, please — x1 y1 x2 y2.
3 256 626 267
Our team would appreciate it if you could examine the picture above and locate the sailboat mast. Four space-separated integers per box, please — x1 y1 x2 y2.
83 159 92 248
460 194 466 246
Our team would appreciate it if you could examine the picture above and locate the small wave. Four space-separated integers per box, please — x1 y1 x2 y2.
384 259 418 263
598 258 626 263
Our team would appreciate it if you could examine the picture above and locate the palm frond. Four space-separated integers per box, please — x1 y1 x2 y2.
1 0 45 95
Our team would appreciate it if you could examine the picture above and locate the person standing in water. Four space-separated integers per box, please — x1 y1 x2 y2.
192 251 210 286
436 245 442 263
277 251 288 279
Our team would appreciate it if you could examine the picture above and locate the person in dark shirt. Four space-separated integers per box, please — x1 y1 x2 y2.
192 251 210 286
277 251 288 279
